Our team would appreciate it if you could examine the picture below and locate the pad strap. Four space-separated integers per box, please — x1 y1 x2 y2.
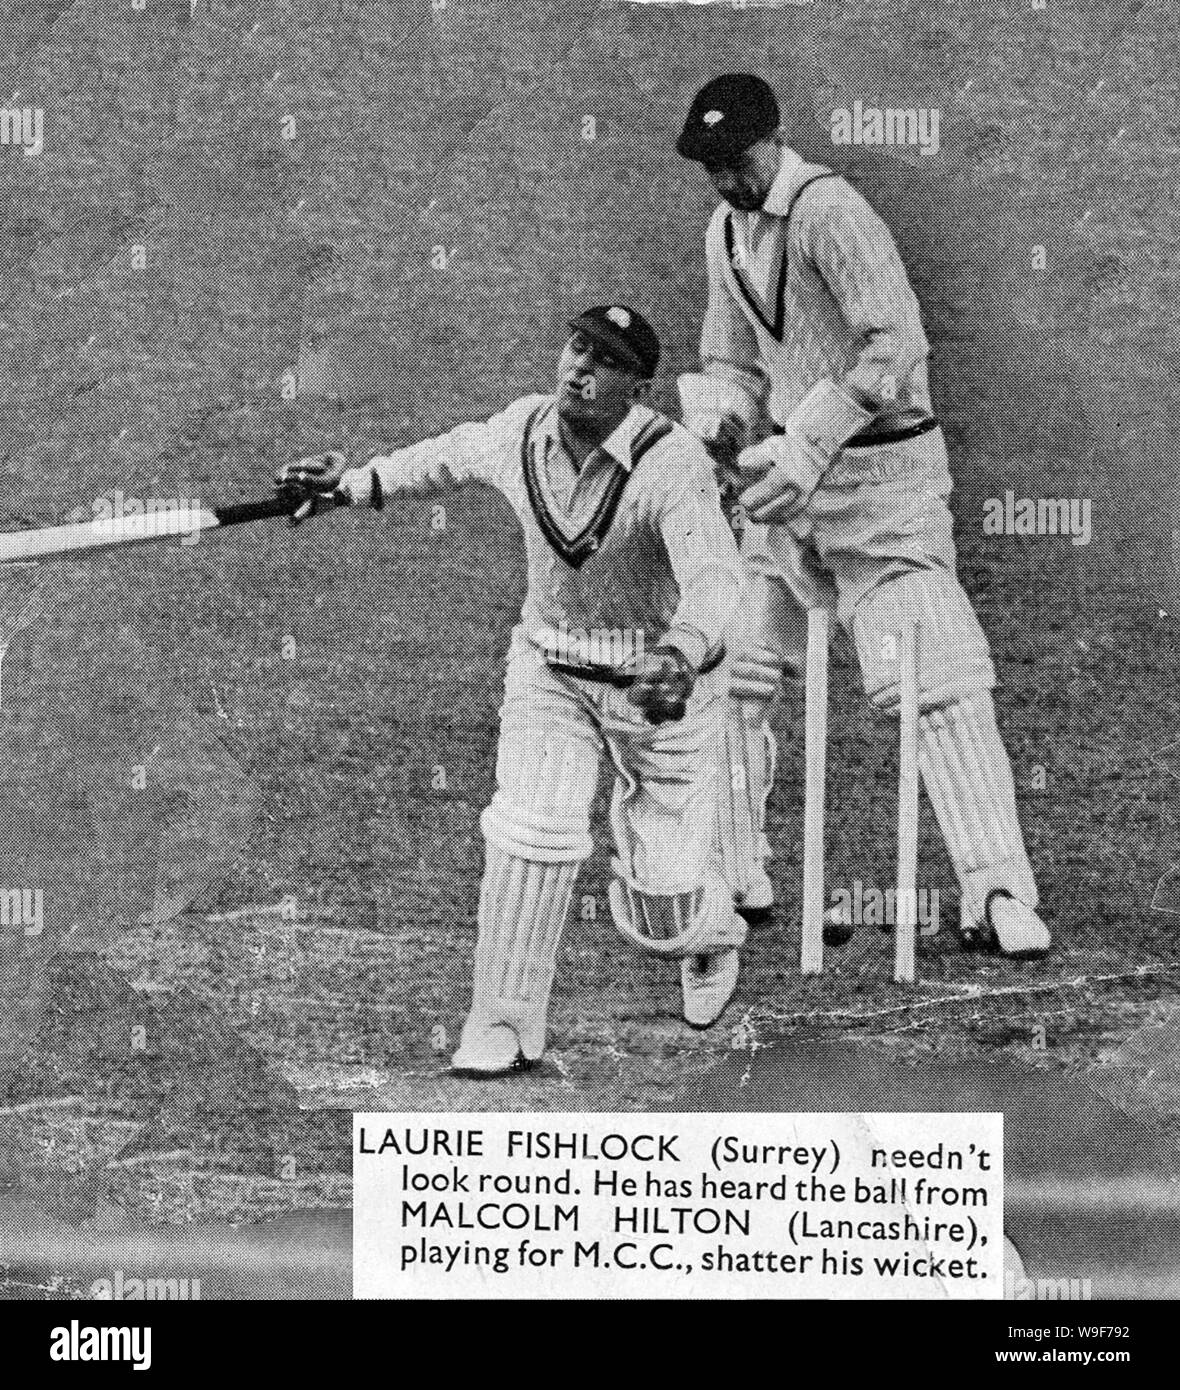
608 865 747 959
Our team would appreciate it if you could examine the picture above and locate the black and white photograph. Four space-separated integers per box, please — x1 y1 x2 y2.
0 0 1177 1334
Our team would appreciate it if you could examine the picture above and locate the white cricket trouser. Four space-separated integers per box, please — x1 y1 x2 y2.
460 632 735 1061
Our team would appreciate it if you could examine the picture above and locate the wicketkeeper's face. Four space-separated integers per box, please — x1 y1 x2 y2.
703 135 782 211
557 332 645 428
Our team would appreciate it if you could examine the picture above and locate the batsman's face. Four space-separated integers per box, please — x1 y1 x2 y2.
704 136 781 211
557 332 643 429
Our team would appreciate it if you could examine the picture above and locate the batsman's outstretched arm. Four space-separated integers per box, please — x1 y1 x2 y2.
278 398 544 527
319 396 545 512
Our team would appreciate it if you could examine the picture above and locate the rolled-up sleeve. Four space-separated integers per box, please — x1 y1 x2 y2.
657 456 745 670
801 184 929 408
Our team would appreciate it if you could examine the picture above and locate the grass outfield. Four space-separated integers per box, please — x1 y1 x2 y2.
1 0 1180 1229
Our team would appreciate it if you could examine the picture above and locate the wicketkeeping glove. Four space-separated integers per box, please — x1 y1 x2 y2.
739 379 875 524
736 432 823 524
623 645 697 725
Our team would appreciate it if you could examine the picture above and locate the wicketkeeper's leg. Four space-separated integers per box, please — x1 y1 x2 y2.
452 662 600 1075
852 565 1049 956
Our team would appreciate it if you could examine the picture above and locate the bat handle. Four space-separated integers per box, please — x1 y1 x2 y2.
288 490 346 527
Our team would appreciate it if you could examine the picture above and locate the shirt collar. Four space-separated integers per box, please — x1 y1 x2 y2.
542 398 645 472
597 404 647 471
760 146 811 217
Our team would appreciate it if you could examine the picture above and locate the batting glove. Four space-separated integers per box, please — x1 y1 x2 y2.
275 452 349 525
677 372 760 453
623 644 697 725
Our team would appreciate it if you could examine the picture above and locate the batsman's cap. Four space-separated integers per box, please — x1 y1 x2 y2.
677 73 780 163
567 305 660 379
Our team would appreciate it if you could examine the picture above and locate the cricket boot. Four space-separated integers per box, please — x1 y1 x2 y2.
451 1018 537 1079
961 891 1051 959
609 866 746 1030
681 949 741 1030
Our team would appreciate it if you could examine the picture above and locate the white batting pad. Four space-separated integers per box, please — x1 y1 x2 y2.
852 567 996 714
461 711 600 1062
461 843 581 1062
714 703 777 905
919 693 1038 924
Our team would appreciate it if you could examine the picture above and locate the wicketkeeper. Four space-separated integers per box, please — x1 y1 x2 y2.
276 306 748 1076
676 74 1050 957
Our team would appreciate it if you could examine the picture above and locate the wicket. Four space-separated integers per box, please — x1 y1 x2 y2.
800 608 921 983
800 608 829 975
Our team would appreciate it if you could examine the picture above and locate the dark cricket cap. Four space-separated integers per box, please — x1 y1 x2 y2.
567 305 660 378
677 73 780 163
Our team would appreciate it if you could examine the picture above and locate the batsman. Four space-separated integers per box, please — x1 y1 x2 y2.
676 75 1050 957
276 305 748 1076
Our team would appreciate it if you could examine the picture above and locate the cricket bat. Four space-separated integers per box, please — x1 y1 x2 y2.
0 494 342 566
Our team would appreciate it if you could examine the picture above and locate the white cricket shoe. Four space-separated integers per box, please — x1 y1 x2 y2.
965 893 1051 959
681 949 740 1029
450 1018 537 1078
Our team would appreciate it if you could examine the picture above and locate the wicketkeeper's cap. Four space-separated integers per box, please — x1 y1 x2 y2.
567 305 660 379
677 73 780 163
